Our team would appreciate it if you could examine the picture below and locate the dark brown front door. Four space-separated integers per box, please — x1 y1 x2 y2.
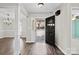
45 15 55 46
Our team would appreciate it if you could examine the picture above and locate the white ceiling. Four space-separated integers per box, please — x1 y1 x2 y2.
23 3 61 13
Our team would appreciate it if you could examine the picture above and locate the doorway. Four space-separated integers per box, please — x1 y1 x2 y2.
45 15 55 46
35 18 45 43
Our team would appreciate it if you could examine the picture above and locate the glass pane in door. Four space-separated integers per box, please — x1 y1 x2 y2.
72 15 79 38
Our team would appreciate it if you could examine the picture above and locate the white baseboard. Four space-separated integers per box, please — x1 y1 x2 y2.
0 36 14 39
71 49 79 54
26 41 35 44
0 37 4 39
55 43 67 55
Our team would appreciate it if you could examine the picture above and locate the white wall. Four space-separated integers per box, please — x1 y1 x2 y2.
53 3 79 55
0 4 20 54
55 4 71 54
30 13 53 18
19 4 32 42
20 4 28 38
0 5 17 38
19 4 38 42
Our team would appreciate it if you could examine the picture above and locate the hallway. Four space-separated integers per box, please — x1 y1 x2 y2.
0 3 79 55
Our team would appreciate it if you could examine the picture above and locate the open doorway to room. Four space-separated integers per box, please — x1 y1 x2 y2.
35 18 45 43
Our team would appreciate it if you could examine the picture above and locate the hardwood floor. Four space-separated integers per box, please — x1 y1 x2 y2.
0 38 64 55
0 37 15 55
21 39 64 55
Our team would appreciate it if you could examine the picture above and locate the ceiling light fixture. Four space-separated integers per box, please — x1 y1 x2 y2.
38 3 44 8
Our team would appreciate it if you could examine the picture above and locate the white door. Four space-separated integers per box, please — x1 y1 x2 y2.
71 8 79 54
